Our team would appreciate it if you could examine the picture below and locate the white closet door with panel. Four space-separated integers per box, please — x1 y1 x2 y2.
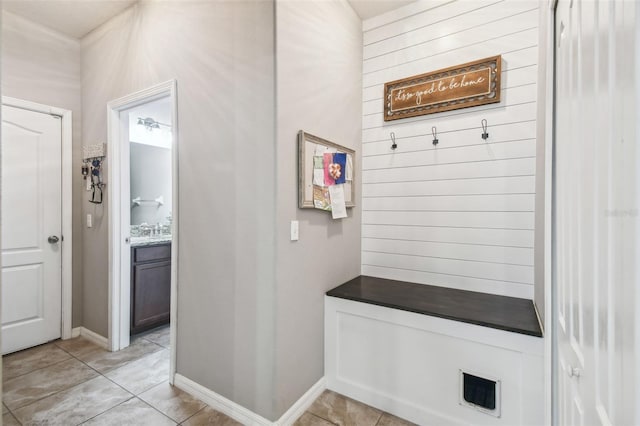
554 0 638 424
1 104 63 354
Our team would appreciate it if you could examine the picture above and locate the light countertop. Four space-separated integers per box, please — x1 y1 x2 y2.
130 235 172 247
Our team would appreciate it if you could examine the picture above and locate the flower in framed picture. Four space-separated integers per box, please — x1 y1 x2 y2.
331 153 346 184
329 163 341 180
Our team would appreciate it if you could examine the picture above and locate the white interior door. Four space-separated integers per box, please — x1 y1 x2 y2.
1 104 62 354
554 2 589 422
554 0 637 424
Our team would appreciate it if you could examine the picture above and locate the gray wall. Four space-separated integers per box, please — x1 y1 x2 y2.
81 1 277 418
1 11 84 327
274 0 362 417
130 143 172 226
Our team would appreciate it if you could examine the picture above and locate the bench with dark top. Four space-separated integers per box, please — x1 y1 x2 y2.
326 275 543 337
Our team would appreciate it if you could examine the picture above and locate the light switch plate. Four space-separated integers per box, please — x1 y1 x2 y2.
87 214 92 228
290 220 299 241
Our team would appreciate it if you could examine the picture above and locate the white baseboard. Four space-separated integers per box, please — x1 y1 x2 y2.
173 374 326 426
276 377 326 426
71 327 109 349
174 374 272 425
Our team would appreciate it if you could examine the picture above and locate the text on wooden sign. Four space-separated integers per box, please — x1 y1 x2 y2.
384 55 501 121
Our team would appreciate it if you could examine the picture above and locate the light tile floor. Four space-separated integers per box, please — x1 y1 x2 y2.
3 327 415 426
2 326 229 425
293 390 416 426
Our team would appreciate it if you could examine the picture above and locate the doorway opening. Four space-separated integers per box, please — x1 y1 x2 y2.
107 81 178 382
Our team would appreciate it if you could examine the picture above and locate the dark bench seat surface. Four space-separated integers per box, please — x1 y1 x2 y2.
326 276 543 337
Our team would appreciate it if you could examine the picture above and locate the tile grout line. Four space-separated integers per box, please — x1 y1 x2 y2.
136 395 180 425
307 407 340 426
5 406 23 426
7 375 101 417
307 411 340 425
67 346 171 424
4 360 102 413
136 381 185 424
65 348 162 423
75 395 177 426
53 338 109 369
88 349 170 397
177 405 207 425
62 337 165 375
77 343 175 423
5 337 141 423
135 337 170 354
6 330 177 425
372 407 384 426
53 338 119 378
73 395 137 426
65 334 171 412
139 379 211 425
3 355 72 383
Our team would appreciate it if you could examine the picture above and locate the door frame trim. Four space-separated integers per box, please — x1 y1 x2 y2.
107 80 178 383
545 1 557 425
2 96 74 341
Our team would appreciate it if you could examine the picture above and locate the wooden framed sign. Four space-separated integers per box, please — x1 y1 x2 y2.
384 55 501 121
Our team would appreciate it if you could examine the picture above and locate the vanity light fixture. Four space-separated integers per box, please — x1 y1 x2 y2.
137 117 170 131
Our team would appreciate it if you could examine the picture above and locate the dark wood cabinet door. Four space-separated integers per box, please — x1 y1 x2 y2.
131 259 171 334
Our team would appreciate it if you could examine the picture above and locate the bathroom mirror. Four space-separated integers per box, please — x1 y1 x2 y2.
129 98 173 228
130 143 172 226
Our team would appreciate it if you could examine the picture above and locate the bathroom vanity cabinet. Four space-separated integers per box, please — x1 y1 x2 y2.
131 242 171 334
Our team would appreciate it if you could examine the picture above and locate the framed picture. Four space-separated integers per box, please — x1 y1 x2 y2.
298 130 355 209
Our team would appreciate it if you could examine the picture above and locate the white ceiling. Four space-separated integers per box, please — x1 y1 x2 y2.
347 0 416 20
2 0 416 40
2 0 136 39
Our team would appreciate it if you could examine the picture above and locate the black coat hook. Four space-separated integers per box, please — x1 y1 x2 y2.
481 119 489 140
431 126 439 146
390 132 397 150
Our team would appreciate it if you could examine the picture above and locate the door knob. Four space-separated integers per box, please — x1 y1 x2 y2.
48 235 60 244
567 366 581 378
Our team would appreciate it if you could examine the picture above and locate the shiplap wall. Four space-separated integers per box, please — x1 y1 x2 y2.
361 0 539 299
